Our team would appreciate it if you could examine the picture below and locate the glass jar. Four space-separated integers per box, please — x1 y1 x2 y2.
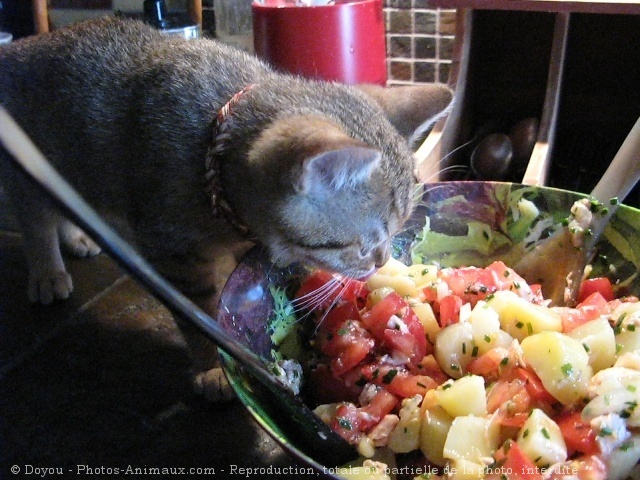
214 0 253 52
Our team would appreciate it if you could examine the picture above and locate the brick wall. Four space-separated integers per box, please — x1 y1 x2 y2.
385 1 456 84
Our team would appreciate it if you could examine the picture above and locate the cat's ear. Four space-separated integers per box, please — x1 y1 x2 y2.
357 83 454 146
295 147 382 196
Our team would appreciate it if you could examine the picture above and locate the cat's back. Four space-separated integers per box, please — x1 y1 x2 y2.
1 17 160 99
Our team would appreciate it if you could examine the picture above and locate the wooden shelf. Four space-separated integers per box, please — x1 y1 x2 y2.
415 7 640 208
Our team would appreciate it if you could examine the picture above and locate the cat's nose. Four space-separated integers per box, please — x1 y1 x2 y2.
374 242 390 268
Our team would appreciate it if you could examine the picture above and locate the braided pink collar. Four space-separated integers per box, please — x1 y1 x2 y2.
204 84 257 236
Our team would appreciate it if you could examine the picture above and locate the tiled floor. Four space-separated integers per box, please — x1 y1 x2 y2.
0 195 311 478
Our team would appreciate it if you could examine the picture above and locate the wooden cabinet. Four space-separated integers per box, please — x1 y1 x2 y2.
416 3 640 208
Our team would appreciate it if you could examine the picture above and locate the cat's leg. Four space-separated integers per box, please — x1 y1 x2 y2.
58 219 101 258
151 239 252 402
19 209 72 305
0 157 74 304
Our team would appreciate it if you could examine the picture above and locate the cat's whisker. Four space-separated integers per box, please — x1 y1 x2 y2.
291 276 341 311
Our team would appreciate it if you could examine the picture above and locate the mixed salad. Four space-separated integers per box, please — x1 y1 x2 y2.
294 259 639 480
263 184 640 480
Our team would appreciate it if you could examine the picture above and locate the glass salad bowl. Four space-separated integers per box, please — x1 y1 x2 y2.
216 181 640 479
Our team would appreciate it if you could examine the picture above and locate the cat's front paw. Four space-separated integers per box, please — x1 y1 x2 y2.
58 221 101 258
193 367 236 403
28 270 73 305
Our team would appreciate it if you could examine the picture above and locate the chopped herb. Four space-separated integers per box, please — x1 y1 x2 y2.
450 364 460 371
541 428 550 439
485 335 492 343
442 383 452 390
561 363 573 376
516 321 525 329
500 357 509 366
382 369 398 384
372 368 380 380
523 428 530 438
598 427 613 437
619 440 634 452
527 322 534 335
514 282 521 289
417 382 427 388
627 385 637 393
610 197 620 205
583 343 591 353
503 270 511 278
337 327 348 336
629 325 636 332
337 418 352 430
486 293 495 301
462 342 467 354
472 346 479 357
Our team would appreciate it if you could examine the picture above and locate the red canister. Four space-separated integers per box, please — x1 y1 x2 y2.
252 0 387 85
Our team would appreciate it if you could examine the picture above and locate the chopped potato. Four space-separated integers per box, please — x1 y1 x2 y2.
443 415 500 462
487 290 562 340
521 331 592 405
388 395 422 453
435 321 475 378
420 404 454 466
567 317 616 373
366 273 419 298
434 375 487 417
517 408 567 468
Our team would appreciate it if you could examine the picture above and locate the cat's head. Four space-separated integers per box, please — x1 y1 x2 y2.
231 83 453 278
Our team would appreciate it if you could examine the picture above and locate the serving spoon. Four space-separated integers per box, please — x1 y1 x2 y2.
0 107 357 467
514 116 640 306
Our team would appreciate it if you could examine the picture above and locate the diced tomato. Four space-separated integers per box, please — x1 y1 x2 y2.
402 307 433 365
500 412 530 429
578 277 615 303
556 292 609 332
318 301 361 332
317 319 374 376
383 329 417 359
409 354 449 385
422 285 438 303
438 294 462 327
577 291 609 309
328 389 399 445
439 266 494 305
332 403 367 444
556 412 600 456
296 271 367 311
512 367 557 406
467 347 513 381
361 292 407 340
487 440 543 480
487 379 531 415
361 389 399 420
387 372 437 398
544 456 607 480
438 261 532 307
387 306 431 363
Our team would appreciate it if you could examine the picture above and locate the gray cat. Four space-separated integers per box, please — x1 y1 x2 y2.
0 17 451 398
